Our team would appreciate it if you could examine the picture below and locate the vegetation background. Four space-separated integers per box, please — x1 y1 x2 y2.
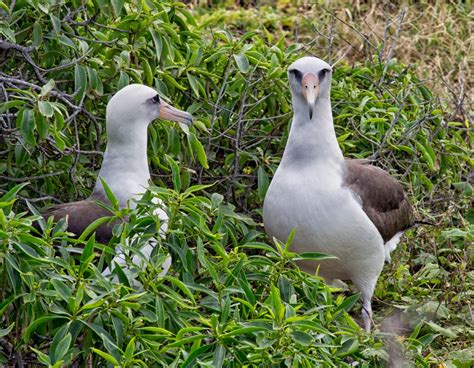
0 0 472 366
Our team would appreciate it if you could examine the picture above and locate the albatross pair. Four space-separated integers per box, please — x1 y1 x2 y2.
39 84 192 274
263 57 413 332
39 58 412 333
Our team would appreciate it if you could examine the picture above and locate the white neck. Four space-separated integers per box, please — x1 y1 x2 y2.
280 95 344 168
92 121 150 208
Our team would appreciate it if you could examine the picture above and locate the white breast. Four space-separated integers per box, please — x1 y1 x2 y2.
263 162 384 281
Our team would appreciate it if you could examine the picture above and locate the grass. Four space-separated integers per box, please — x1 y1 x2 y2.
193 0 472 122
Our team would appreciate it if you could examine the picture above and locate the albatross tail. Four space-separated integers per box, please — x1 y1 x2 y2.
384 231 404 264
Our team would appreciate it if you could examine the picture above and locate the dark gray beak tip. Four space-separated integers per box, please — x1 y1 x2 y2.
185 113 193 125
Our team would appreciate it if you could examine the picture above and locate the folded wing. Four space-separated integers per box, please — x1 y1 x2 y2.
39 200 116 243
344 159 413 242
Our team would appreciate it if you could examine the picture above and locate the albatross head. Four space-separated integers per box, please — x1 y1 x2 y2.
106 84 193 132
93 84 193 206
288 56 332 120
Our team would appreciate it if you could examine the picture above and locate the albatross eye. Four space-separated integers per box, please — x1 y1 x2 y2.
151 94 160 104
318 68 330 81
289 69 303 83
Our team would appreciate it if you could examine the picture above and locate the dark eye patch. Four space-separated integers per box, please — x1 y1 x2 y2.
289 69 303 83
151 94 160 104
318 68 331 82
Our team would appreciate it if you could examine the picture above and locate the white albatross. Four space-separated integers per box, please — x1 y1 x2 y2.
263 57 413 332
38 84 192 277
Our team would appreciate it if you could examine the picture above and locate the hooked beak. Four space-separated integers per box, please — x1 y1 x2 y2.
159 100 193 125
301 73 319 120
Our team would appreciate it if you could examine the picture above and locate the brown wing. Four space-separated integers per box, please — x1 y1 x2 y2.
38 200 116 243
344 159 413 242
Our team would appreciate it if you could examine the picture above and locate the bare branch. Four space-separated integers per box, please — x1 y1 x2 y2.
380 8 407 84
0 171 65 182
0 40 35 53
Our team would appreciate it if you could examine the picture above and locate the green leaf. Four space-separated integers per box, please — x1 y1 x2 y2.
270 284 284 324
52 333 72 363
30 347 51 366
190 133 209 169
142 59 153 85
118 71 129 89
124 336 136 362
36 114 49 139
416 141 436 171
187 73 200 97
18 108 36 146
38 101 54 117
113 261 131 287
234 53 250 73
52 130 66 150
78 215 113 242
91 348 119 365
239 241 278 254
335 293 360 313
79 235 96 274
87 67 99 90
150 29 163 61
32 23 43 47
49 14 61 37
51 279 72 302
337 337 359 356
288 319 333 335
98 177 120 210
293 252 338 261
54 109 64 130
74 64 87 99
164 334 207 349
176 7 197 27
0 26 15 42
257 166 269 200
425 321 457 338
111 0 124 16
290 330 313 346
0 2 9 13
23 316 67 342
0 323 14 337
0 100 24 114
166 156 181 192
58 35 75 48
185 184 214 194
0 182 29 204
182 344 212 368
212 343 226 368
284 228 297 253
221 326 268 338
80 297 105 311
0 295 16 316
164 276 195 303
138 327 173 335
